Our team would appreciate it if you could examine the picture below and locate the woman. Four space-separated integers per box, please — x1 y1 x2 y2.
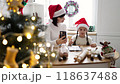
45 4 67 45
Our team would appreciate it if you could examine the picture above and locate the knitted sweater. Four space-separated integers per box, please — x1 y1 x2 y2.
45 23 66 45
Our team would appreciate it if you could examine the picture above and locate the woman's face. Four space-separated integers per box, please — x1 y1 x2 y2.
78 27 87 37
57 16 65 23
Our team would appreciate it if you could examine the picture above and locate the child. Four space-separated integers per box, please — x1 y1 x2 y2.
45 4 67 45
69 18 96 47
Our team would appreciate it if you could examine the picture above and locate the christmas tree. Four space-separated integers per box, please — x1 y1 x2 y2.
0 0 57 68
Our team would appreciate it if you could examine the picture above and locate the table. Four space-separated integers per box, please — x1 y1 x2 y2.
52 46 120 68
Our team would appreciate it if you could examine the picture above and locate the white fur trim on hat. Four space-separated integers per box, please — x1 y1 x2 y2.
53 8 66 18
77 24 89 30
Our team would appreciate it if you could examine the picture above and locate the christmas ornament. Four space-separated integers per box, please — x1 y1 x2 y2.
100 41 116 68
4 46 18 68
100 41 115 58
64 1 79 17
7 0 24 12
19 0 29 15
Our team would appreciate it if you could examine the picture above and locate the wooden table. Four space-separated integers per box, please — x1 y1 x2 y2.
52 46 120 68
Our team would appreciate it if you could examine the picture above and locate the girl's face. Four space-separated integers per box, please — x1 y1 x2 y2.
78 27 87 37
57 16 65 23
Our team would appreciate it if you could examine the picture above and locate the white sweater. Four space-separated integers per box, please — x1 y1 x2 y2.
71 35 94 45
45 23 66 45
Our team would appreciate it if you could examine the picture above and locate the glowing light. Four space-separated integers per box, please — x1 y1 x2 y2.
31 16 36 21
31 25 35 30
2 39 8 45
10 0 13 2
12 45 15 48
51 53 56 57
40 48 44 53
33 43 37 46
0 13 2 17
25 19 28 21
26 47 28 49
46 42 51 47
1 17 4 20
17 36 22 42
19 47 21 50
7 3 10 5
3 66 7 68
13 9 16 13
17 11 20 15
38 43 42 47
35 54 40 60
40 65 43 68
37 61 39 64
45 54 48 57
26 33 32 39
22 63 27 68
43 50 46 53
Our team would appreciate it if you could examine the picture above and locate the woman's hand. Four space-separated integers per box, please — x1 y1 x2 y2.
56 36 67 45
68 39 74 46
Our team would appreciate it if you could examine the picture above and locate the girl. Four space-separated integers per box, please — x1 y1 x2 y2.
69 18 96 47
45 4 67 45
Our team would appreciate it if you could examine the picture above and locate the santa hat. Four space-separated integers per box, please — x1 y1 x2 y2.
48 4 66 19
75 18 89 30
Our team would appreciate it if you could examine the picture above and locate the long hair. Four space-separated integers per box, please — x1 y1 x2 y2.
73 31 78 45
86 32 90 45
52 14 65 27
73 31 90 45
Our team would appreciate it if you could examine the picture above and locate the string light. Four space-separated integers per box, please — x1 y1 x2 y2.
17 11 20 15
35 54 40 60
25 18 28 21
26 47 28 50
10 0 13 2
51 53 56 57
17 36 22 42
43 50 46 53
1 17 4 20
40 65 43 68
12 45 15 48
19 47 21 50
31 16 36 21
46 42 51 47
33 43 37 46
22 63 27 68
2 39 8 45
38 43 42 47
3 66 7 68
31 25 35 30
26 33 32 39
45 54 48 57
7 3 10 5
37 61 39 64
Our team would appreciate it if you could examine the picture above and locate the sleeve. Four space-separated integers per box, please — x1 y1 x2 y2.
45 26 57 45
71 35 77 42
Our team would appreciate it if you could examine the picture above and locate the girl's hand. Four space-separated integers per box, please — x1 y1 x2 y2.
91 43 97 47
68 39 74 46
56 36 67 45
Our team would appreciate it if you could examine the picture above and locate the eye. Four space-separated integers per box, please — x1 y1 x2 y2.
84 29 86 31
80 29 82 31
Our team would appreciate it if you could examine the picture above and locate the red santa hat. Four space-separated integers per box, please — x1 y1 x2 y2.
75 18 89 30
48 4 66 19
